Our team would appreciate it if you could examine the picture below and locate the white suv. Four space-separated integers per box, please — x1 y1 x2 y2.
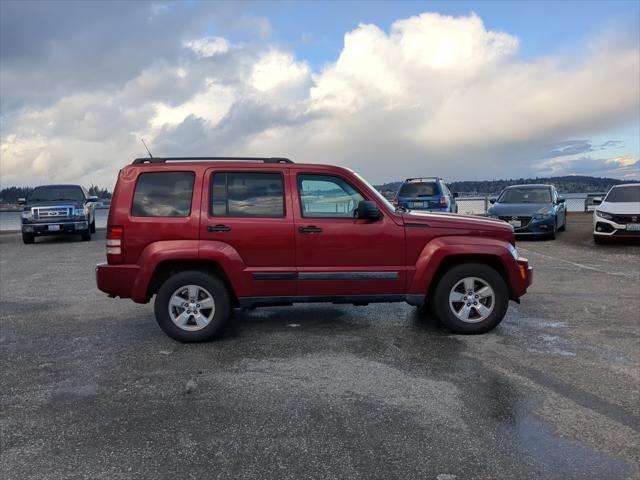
593 184 640 243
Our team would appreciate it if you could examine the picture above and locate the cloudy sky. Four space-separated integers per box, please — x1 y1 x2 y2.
1 0 639 189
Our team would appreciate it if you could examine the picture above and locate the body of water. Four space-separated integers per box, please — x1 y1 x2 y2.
0 194 593 231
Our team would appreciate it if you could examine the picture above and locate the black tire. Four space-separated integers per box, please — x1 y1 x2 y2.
80 229 91 241
90 219 96 233
558 215 566 232
548 219 557 240
154 270 231 342
432 263 509 334
594 235 606 245
22 233 35 244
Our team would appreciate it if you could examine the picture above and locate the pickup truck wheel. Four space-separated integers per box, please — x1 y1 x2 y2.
22 233 35 244
80 229 91 241
433 263 509 334
154 271 230 342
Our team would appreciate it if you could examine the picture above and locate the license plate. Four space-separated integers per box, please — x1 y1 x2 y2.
627 223 640 231
412 201 424 208
508 220 522 228
48 225 60 231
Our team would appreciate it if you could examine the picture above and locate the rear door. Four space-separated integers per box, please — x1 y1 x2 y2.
200 167 296 297
293 170 406 297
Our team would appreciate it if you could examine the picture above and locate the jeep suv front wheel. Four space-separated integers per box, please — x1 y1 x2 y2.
432 263 509 334
154 271 231 342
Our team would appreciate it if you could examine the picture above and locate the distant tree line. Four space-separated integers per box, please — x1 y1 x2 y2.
375 175 636 196
0 184 112 203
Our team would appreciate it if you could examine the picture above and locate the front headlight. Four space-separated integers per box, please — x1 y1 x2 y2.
595 210 613 220
532 212 552 220
74 206 89 218
21 209 32 220
508 243 519 260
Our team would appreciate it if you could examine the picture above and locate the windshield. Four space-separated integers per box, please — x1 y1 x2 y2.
352 172 395 213
398 182 439 198
604 185 640 203
28 186 85 202
498 188 551 204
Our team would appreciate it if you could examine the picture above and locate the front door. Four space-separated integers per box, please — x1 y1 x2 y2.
293 171 406 297
200 168 296 298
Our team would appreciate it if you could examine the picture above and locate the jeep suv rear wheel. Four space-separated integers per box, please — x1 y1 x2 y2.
432 263 509 334
154 271 230 342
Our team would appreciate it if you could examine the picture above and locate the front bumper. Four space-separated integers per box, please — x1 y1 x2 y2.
510 257 533 299
593 217 640 239
22 221 88 235
512 217 555 236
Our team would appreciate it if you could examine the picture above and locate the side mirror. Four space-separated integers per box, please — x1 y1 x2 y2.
356 200 381 221
592 198 602 205
87 195 98 202
17 198 26 205
489 198 497 204
557 197 565 204
452 192 459 198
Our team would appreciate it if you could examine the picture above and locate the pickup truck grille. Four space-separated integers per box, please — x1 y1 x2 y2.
33 207 73 221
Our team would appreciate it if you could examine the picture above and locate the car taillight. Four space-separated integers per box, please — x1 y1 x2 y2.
106 225 123 264
439 196 449 207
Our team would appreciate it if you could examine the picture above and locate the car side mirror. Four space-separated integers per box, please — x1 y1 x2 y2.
557 197 565 204
489 198 497 204
592 198 602 205
356 200 381 221
87 196 98 202
452 192 459 198
17 198 26 205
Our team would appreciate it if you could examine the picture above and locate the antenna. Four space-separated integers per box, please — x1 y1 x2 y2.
141 138 153 158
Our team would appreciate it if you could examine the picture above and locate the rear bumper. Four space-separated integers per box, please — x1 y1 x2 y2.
96 262 143 302
22 221 88 235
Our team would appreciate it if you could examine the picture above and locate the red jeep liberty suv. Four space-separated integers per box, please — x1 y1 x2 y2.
96 157 532 342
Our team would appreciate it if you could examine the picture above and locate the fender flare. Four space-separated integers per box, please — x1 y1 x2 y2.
408 236 516 295
131 240 248 302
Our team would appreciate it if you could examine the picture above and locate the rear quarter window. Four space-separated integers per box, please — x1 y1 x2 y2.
131 171 195 217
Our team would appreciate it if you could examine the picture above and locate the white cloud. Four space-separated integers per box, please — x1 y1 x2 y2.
1 11 638 189
185 36 230 58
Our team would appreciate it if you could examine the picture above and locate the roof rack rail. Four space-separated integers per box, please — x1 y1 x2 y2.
406 176 441 182
131 157 294 165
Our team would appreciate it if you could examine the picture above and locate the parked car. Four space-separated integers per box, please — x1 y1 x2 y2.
487 184 566 239
19 184 97 244
394 177 458 213
592 183 640 243
96 157 532 342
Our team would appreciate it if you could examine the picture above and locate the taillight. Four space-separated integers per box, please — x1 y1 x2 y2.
439 196 449 208
106 225 123 264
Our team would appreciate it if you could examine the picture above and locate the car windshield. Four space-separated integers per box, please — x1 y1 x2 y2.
28 186 85 202
352 172 395 213
498 188 551 204
604 185 640 203
398 182 439 198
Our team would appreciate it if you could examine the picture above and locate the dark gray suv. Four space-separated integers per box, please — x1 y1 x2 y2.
19 184 97 244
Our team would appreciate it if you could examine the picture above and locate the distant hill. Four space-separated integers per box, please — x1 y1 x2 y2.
375 175 638 196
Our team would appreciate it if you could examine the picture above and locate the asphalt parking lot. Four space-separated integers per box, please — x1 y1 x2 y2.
1 214 639 480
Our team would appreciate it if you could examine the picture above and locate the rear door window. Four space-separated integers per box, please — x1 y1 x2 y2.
399 182 439 198
131 172 195 217
211 172 285 218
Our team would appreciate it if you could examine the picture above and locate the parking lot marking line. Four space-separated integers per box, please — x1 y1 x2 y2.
518 247 638 280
